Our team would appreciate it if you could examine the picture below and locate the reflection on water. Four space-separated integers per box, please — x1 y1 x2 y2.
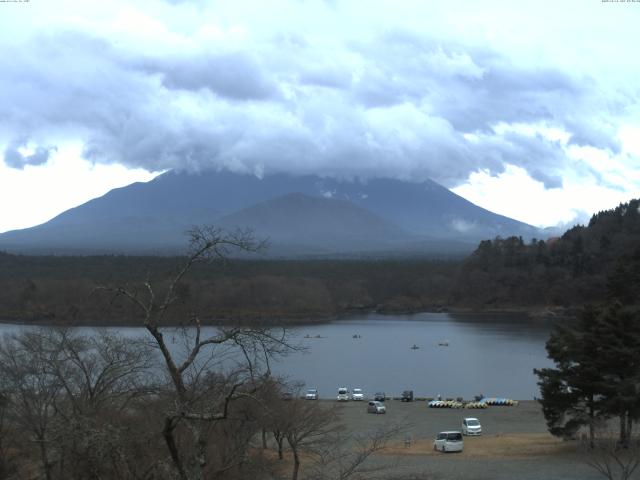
0 312 554 400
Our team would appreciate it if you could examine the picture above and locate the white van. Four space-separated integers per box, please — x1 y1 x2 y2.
352 388 364 401
434 431 464 452
337 387 349 401
462 417 482 436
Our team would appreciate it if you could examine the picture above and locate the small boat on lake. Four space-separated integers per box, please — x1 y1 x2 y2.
438 341 450 347
410 344 420 350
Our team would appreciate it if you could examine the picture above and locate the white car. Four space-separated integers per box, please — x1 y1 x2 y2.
434 431 464 453
352 388 364 401
462 417 482 436
367 400 386 414
305 388 319 400
337 387 349 401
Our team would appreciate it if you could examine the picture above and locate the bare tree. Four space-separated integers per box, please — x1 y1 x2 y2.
47 329 157 479
0 328 160 480
102 226 295 480
44 329 155 414
308 422 407 480
253 377 284 455
0 331 63 480
281 399 339 480
581 429 640 480
0 389 16 479
255 379 304 460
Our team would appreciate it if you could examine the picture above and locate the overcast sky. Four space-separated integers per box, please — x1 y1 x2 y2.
1 0 639 233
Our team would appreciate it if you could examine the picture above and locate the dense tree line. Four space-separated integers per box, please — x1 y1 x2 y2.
0 254 456 325
451 199 640 309
1 199 640 325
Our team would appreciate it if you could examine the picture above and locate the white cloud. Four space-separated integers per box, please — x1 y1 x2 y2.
0 0 639 230
450 218 478 234
321 190 334 199
619 125 640 158
452 164 639 228
0 145 158 233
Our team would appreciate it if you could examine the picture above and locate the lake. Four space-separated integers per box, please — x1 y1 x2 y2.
279 312 554 400
0 312 555 400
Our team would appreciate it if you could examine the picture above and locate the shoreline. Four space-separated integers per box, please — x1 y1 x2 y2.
0 305 572 328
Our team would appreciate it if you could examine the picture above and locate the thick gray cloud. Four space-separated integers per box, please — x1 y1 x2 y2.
0 11 634 191
3 144 56 169
298 67 352 89
139 52 280 100
443 67 579 132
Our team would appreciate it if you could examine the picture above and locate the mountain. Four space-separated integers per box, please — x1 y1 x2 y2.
0 169 540 256
217 192 408 254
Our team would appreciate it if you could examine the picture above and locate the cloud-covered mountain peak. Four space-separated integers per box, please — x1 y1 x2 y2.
0 170 539 256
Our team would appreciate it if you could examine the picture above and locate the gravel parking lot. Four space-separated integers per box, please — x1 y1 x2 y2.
328 400 608 480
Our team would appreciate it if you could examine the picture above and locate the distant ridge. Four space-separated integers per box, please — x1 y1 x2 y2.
217 192 421 255
0 169 540 256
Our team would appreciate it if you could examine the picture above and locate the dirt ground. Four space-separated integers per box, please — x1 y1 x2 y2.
325 400 618 480
382 433 574 458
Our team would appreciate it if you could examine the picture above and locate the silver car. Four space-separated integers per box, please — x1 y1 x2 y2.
462 417 482 435
367 400 386 414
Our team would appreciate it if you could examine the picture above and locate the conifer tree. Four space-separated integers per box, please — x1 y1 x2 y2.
536 303 640 446
535 306 605 446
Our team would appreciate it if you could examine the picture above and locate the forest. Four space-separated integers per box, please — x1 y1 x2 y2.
0 198 639 326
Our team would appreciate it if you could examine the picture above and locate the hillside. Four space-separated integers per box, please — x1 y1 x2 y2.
216 192 408 254
0 169 539 256
451 199 640 309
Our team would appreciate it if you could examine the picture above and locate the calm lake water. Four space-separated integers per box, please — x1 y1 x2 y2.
0 312 555 400
280 312 554 400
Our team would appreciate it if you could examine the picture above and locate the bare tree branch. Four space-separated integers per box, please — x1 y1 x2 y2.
581 427 640 480
94 225 293 480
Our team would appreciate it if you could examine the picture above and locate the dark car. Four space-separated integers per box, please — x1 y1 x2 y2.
374 392 386 402
281 392 294 401
401 390 414 402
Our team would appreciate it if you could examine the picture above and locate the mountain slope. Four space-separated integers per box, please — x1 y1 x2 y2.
0 170 539 255
217 192 409 254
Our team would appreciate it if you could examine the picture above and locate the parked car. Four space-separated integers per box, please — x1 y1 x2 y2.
367 401 386 414
281 392 293 401
352 388 364 401
401 390 414 402
433 431 464 452
462 417 482 435
374 392 386 402
337 387 349 401
305 388 319 400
